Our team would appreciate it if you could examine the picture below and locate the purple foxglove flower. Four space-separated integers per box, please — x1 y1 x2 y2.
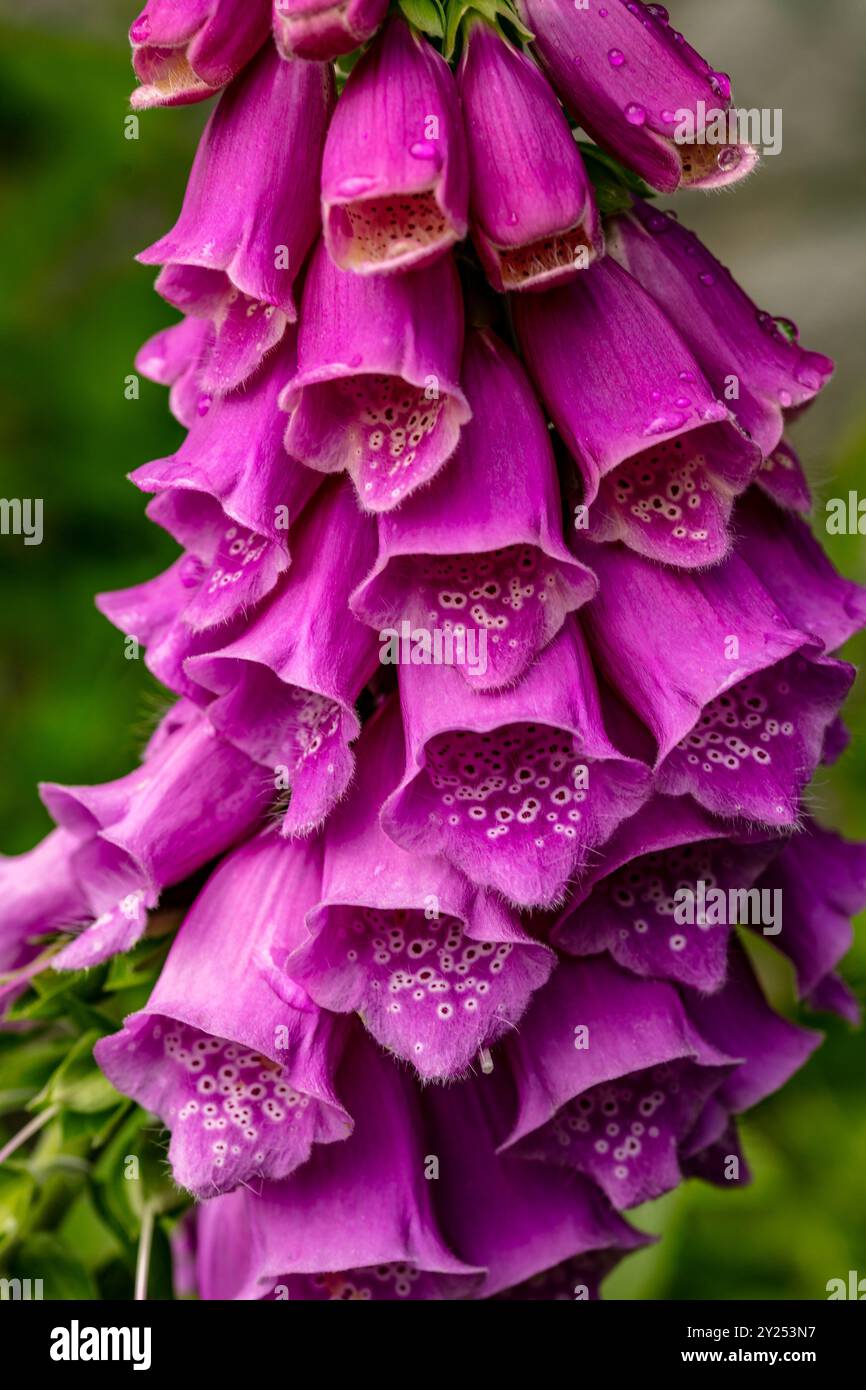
499 956 734 1210
129 0 271 110
752 820 866 1023
424 1062 647 1296
514 257 760 568
382 618 650 907
195 1033 481 1299
0 830 90 1014
286 698 553 1078
320 17 468 275
553 795 781 993
579 540 855 826
130 333 322 623
458 20 601 293
139 47 334 391
97 559 249 704
683 941 821 1151
281 239 469 510
607 200 834 457
186 480 379 835
681 1119 751 1190
491 1250 637 1302
95 831 351 1198
736 488 866 655
135 315 212 428
273 0 389 61
755 440 812 515
518 0 758 193
350 328 597 689
39 704 271 969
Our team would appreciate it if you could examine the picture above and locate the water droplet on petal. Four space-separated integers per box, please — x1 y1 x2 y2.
336 175 375 198
674 397 691 409
349 353 363 368
196 393 212 417
646 3 669 21
409 141 439 164
708 70 732 101
608 48 625 66
506 210 519 226
678 370 696 383
624 103 647 126
699 272 715 286
717 147 741 172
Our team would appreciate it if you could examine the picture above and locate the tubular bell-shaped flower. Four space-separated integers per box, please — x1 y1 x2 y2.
0 831 90 1012
382 619 651 907
578 540 854 826
755 440 812 515
458 19 601 293
195 1033 482 1299
499 956 735 1209
135 315 212 428
129 0 271 111
607 200 835 456
515 257 760 567
281 240 469 510
752 821 866 1022
286 698 553 1078
552 796 782 993
682 941 822 1154
518 0 758 193
734 488 866 654
186 479 379 835
321 17 467 274
39 703 272 970
139 47 334 391
424 1061 647 1297
273 0 389 61
95 830 350 1198
130 332 322 624
350 328 597 689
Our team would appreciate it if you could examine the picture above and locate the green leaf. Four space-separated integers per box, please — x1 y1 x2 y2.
399 0 446 39
31 1031 120 1115
578 141 655 217
443 0 532 59
0 1033 70 1114
0 1166 37 1255
58 1190 124 1273
9 1232 99 1300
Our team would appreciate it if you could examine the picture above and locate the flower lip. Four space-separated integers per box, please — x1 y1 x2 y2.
382 621 651 908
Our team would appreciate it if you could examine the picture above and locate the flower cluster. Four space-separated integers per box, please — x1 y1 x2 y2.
3 0 864 1301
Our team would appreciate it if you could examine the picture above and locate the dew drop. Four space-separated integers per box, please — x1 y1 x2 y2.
409 141 439 163
336 175 376 198
608 48 625 66
717 147 741 172
624 103 647 126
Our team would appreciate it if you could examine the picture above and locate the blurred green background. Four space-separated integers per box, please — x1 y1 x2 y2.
0 0 863 1299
